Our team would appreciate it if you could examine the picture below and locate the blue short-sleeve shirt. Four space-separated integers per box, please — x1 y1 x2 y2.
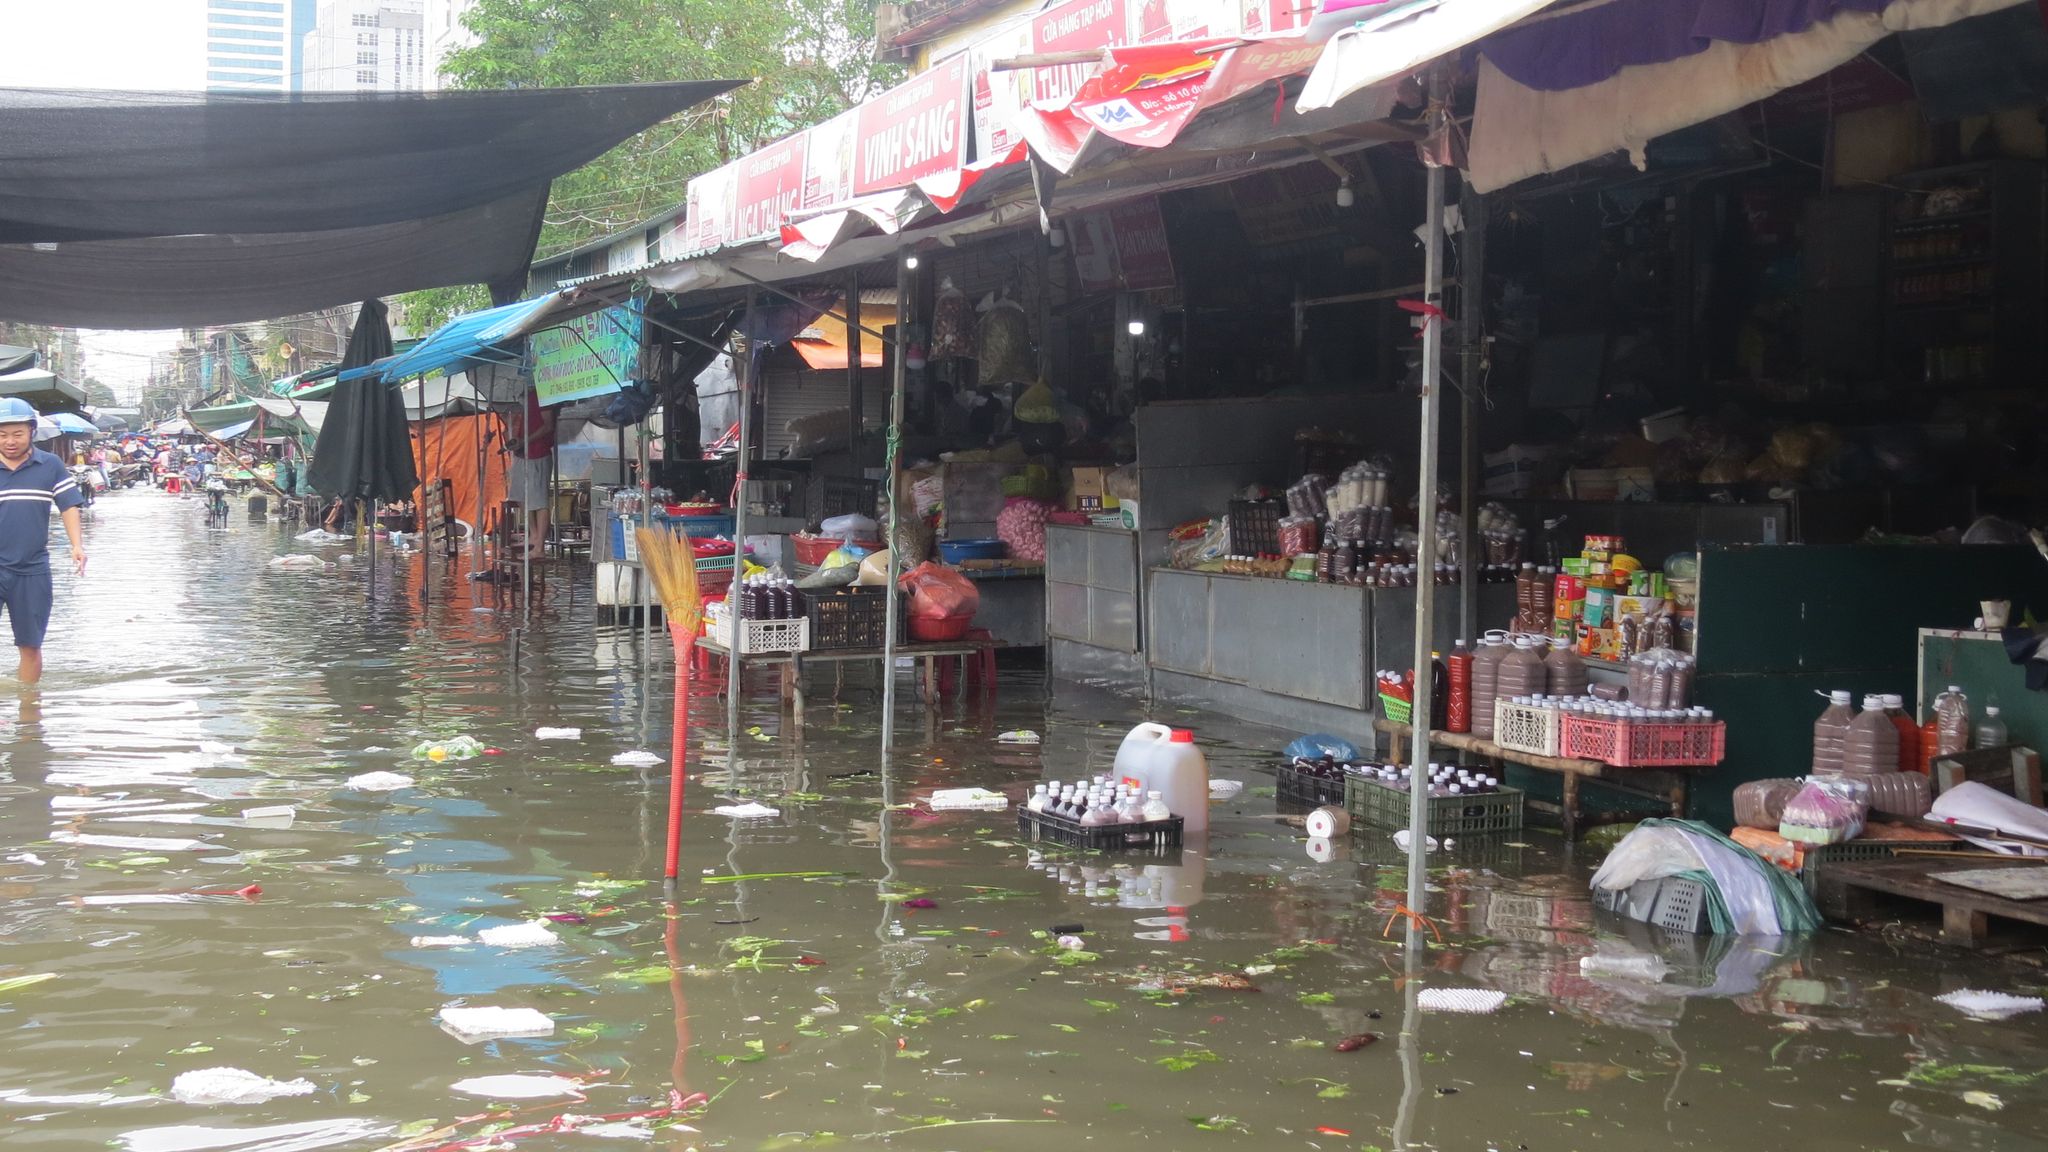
0 448 85 572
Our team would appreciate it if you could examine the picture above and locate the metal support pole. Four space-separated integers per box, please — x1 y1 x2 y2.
726 293 755 738
1457 180 1487 639
846 270 863 459
639 425 651 675
1406 106 1449 915
879 254 909 752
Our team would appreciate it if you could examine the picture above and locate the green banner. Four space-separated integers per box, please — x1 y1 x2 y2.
530 301 642 407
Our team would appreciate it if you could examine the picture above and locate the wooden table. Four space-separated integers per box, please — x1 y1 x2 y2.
1372 718 1713 840
1815 857 2048 947
696 637 995 732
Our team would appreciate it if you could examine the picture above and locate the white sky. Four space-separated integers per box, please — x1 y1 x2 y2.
5 1 213 402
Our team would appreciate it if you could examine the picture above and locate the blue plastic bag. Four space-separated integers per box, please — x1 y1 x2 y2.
1284 733 1359 761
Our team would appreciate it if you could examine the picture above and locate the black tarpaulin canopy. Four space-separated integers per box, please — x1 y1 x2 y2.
0 81 741 328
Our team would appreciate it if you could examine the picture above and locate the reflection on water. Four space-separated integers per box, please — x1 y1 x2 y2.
0 489 2043 1150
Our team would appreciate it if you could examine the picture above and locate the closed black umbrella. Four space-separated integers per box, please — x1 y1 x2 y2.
308 298 416 502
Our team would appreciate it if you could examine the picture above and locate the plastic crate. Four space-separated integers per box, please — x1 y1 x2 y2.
805 586 898 650
1016 809 1184 853
1559 714 1726 767
1800 838 1957 898
1592 876 1713 935
1493 699 1562 758
1343 774 1524 835
1226 499 1283 556
712 615 810 655
1379 693 1414 725
1275 760 1346 807
814 475 879 523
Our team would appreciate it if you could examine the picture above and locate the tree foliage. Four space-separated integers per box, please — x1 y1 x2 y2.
444 0 897 258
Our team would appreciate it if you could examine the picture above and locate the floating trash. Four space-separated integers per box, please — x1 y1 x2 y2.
1209 779 1246 800
411 736 486 762
410 935 470 949
712 802 780 819
476 921 560 949
928 787 1008 811
1935 990 2045 1022
437 1006 555 1044
449 1074 584 1100
169 1067 317 1106
610 751 664 767
996 730 1042 744
345 772 413 792
535 727 582 741
1417 988 1507 1015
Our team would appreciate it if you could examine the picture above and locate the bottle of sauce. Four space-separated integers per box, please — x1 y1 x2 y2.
1881 694 1921 774
1544 637 1588 699
1841 694 1898 774
1812 690 1855 775
1446 640 1474 733
1470 634 1509 739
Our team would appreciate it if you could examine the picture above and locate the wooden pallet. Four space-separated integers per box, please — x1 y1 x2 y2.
1816 858 2048 947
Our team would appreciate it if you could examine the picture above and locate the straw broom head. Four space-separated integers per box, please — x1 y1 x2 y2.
637 527 703 635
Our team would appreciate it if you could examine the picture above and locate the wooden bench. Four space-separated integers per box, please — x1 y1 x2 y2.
1372 717 1712 840
1816 857 2048 947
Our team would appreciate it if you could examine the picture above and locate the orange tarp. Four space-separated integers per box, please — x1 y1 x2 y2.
411 413 508 539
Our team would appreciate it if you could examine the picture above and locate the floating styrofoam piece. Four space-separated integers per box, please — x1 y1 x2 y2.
712 802 780 818
476 921 560 949
410 935 470 949
118 1119 395 1152
996 730 1042 744
1935 989 2046 1021
535 727 582 741
580 1120 658 1139
239 806 295 829
610 751 664 767
1209 779 1245 800
1392 830 1441 853
345 772 414 792
1418 988 1507 1015
436 1005 555 1044
52 831 209 853
928 787 1008 811
169 1067 317 1106
267 554 326 569
449 1074 584 1100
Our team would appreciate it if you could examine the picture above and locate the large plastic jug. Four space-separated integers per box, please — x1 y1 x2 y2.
1113 722 1175 787
1497 637 1548 700
1119 728 1210 834
1840 694 1898 774
1811 690 1854 774
1470 634 1509 738
1544 638 1588 698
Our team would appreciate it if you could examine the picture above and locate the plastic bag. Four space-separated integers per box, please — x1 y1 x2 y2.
1732 778 1801 830
1014 379 1060 425
1284 734 1360 762
976 298 1034 386
1276 516 1319 557
900 560 980 620
929 280 977 360
1779 777 1867 845
821 512 879 539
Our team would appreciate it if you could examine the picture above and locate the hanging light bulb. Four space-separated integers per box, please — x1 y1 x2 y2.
903 253 920 270
1335 176 1355 209
1127 319 1146 337
1048 224 1067 249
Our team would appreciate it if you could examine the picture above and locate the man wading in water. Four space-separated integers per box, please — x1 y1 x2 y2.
0 399 88 685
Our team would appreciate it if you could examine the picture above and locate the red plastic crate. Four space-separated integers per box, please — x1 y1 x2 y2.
1559 713 1725 767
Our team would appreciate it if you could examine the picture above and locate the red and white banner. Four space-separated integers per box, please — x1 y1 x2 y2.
735 132 808 243
681 161 738 255
1108 197 1175 289
855 54 974 196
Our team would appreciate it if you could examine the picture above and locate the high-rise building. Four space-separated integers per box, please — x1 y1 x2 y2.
302 1 427 92
423 0 477 90
206 0 298 92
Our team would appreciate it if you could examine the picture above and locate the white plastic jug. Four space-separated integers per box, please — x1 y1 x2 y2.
1113 722 1175 789
1119 727 1210 834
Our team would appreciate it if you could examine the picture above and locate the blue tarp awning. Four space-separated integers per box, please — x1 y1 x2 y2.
374 294 571 383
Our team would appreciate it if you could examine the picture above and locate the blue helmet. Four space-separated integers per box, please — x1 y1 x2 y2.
0 397 38 426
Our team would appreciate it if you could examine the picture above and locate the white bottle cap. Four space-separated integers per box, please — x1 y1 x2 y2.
1882 694 1903 708
1831 690 1852 704
1987 706 2001 716
1949 684 1963 693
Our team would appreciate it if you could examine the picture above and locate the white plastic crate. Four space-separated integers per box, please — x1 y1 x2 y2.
1493 699 1562 757
713 615 810 655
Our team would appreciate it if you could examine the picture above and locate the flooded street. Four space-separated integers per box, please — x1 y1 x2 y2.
3 488 2044 1152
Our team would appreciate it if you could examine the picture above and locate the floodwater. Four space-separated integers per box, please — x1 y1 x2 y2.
3 487 2045 1152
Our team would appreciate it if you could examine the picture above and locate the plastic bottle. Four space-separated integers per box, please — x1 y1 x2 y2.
1446 640 1474 733
1497 636 1549 702
1028 784 1049 813
1841 694 1899 774
1544 637 1588 699
1881 694 1921 774
1812 690 1855 775
1975 705 2008 750
1113 722 1176 791
1140 789 1172 822
1429 652 1449 730
1471 635 1509 739
1130 729 1208 833
1933 685 1971 757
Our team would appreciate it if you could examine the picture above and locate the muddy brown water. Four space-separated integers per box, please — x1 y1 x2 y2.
1 489 2043 1151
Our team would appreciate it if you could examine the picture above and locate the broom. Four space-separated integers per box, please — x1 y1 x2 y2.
639 527 703 882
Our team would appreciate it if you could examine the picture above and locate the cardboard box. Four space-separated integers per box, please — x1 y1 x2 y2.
1576 623 1623 661
1066 466 1119 511
1613 594 1673 621
1565 468 1655 502
1582 587 1614 627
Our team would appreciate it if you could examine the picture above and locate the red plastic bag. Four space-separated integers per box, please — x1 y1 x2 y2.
899 561 981 621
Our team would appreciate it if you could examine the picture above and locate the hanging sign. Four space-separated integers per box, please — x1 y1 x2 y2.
1108 198 1175 290
681 162 738 254
735 131 809 241
801 108 858 210
530 301 643 407
1029 0 1131 107
854 55 972 195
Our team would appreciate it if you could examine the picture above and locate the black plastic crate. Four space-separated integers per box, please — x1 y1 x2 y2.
1275 760 1346 807
814 475 880 525
1017 809 1184 853
1226 499 1283 557
805 585 899 650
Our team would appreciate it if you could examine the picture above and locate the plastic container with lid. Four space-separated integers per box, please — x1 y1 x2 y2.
1812 690 1855 775
1933 685 1971 757
1496 636 1549 702
1880 694 1921 773
1445 641 1473 732
1470 634 1510 739
1114 726 1209 833
1975 705 2008 750
1544 637 1588 698
1840 693 1899 774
